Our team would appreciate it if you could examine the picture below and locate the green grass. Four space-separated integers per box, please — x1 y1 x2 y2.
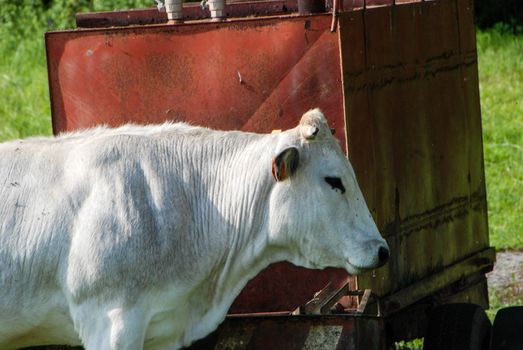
477 27 523 250
0 5 52 140
0 44 52 140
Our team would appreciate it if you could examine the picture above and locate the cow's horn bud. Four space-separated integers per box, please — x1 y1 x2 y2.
299 108 328 140
301 125 319 140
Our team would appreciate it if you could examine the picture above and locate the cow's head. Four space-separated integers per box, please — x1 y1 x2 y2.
268 108 389 275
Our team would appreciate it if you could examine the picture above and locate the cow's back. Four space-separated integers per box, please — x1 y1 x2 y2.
0 138 82 346
0 130 177 292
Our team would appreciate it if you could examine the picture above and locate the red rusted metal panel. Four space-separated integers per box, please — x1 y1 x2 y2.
46 16 345 141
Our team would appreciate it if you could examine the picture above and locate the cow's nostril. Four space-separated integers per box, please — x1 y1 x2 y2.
378 246 390 265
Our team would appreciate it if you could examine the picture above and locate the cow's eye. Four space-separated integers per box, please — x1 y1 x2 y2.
324 177 346 194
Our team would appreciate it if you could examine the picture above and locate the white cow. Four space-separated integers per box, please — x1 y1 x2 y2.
0 109 389 349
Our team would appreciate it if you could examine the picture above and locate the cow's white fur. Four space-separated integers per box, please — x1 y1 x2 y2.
0 109 388 349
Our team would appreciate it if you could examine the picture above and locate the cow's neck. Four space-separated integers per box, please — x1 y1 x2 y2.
203 134 277 300
180 132 286 340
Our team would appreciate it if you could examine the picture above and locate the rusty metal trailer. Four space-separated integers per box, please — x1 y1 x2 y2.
43 0 495 348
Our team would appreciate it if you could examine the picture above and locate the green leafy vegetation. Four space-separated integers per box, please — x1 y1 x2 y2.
394 339 423 350
475 0 523 33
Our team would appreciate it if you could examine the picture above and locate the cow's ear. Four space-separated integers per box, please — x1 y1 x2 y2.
272 147 299 182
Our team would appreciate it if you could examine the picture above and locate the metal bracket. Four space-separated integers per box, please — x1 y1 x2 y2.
330 0 340 32
350 289 382 316
292 282 350 315
292 282 383 317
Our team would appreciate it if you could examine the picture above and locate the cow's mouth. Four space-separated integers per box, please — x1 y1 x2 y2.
346 260 372 275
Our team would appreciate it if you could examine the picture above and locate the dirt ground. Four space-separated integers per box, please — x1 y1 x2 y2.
487 250 523 289
486 250 523 305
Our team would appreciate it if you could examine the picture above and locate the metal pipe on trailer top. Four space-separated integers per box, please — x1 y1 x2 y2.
165 0 183 22
208 0 226 20
163 0 225 22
